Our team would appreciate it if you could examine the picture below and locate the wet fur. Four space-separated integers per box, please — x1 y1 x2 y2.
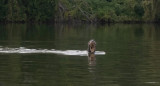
88 40 96 53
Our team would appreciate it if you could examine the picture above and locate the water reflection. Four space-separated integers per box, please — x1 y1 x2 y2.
0 23 160 86
88 53 96 75
88 53 97 86
88 53 96 67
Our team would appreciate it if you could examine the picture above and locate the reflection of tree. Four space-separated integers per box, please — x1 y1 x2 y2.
0 24 160 86
140 25 160 84
94 24 160 86
0 24 26 86
53 24 96 50
0 24 27 47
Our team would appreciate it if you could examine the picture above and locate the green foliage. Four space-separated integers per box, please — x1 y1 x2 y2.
0 0 160 23
6 0 26 22
134 4 144 17
106 0 112 2
0 0 55 22
23 0 55 22
0 0 7 21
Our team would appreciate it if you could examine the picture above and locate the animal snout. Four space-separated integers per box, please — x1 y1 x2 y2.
88 40 96 53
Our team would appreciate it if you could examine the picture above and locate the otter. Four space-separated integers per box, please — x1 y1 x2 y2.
88 40 96 53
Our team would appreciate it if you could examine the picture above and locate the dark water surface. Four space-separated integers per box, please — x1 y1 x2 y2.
0 24 160 86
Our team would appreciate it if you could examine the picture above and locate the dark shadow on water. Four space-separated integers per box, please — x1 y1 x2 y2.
88 53 97 85
88 53 96 67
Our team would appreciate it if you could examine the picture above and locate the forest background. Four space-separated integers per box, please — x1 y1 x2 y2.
0 0 160 23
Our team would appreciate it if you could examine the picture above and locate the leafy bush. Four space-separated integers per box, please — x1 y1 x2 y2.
0 0 160 23
0 0 7 21
134 4 144 17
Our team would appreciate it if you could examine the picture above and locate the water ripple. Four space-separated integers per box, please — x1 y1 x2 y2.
0 47 106 56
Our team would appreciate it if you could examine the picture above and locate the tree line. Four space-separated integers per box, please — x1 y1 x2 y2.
0 0 55 23
0 0 160 23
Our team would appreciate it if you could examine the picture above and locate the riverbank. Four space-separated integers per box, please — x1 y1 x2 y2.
1 19 160 24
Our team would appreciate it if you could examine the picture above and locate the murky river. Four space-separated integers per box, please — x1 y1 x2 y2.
0 23 160 86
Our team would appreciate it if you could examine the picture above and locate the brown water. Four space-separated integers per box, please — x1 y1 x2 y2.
0 23 160 86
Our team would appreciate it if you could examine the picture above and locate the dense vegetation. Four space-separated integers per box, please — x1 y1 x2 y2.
0 0 160 23
0 0 55 22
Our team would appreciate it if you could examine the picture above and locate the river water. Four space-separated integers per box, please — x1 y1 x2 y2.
0 23 160 86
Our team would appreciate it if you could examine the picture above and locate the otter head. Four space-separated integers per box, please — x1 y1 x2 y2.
88 40 96 53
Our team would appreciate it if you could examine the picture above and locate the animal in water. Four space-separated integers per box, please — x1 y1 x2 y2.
88 40 96 53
